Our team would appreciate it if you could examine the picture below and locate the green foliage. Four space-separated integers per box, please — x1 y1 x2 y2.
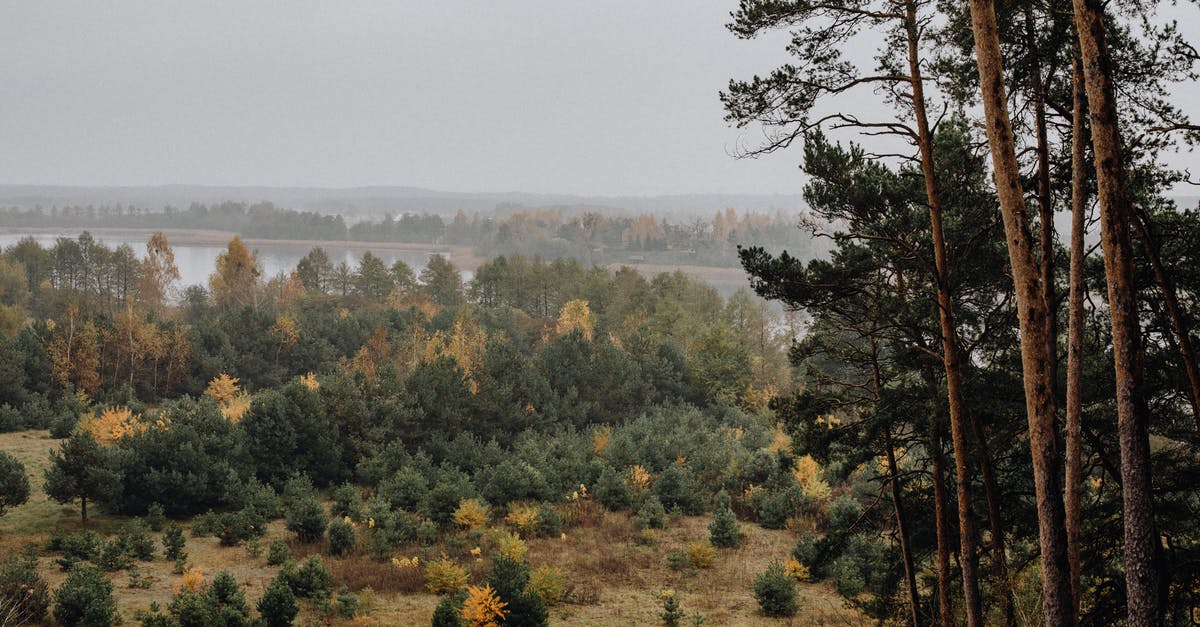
827 495 862 533
753 560 799 617
44 430 120 524
331 483 363 520
0 450 30 520
485 555 548 627
378 466 428 511
635 496 667 530
144 502 166 531
708 506 741 548
257 575 299 627
266 539 291 566
431 591 466 627
217 509 266 547
284 555 332 599
327 518 356 556
283 479 327 543
53 564 116 627
653 465 703 515
0 548 51 624
244 381 343 488
163 524 187 563
534 502 563 538
593 465 630 510
96 539 132 571
50 530 102 562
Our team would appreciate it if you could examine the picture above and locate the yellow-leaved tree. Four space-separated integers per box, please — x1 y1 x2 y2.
555 299 595 341
208 236 261 309
78 406 144 446
205 373 250 422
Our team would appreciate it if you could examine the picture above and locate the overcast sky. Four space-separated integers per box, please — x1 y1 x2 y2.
0 2 1195 197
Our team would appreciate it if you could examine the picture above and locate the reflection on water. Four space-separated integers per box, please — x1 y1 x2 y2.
0 231 453 289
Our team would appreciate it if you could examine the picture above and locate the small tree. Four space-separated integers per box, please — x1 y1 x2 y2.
284 492 327 543
753 560 799 617
53 565 116 627
0 450 30 518
44 431 119 524
257 575 298 627
327 518 356 556
709 506 741 548
162 524 187 562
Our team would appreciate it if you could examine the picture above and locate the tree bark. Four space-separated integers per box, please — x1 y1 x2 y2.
1064 50 1089 626
1072 1 1161 623
903 3 984 623
966 2 1075 623
929 421 955 627
1130 212 1200 428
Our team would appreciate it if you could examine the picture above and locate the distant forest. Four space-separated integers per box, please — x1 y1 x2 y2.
0 202 822 268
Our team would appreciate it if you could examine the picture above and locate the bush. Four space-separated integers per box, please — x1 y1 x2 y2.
665 550 688 571
163 524 187 563
425 556 468 594
378 466 428 511
504 502 539 535
635 496 666 530
285 493 328 543
267 539 291 566
753 560 799 617
217 509 266 547
708 506 741 548
452 498 490 530
331 483 363 520
423 479 474 526
828 495 863 532
0 450 30 517
754 485 811 530
49 411 78 439
686 541 716 569
653 465 702 515
336 588 358 618
96 539 132 571
257 576 298 627
286 556 332 599
54 565 116 627
534 503 563 538
431 592 466 627
528 564 566 606
485 555 548 627
192 509 221 537
0 549 50 624
144 502 166 531
53 530 102 561
593 465 630 510
493 530 527 562
229 478 282 520
328 518 356 556
480 459 550 505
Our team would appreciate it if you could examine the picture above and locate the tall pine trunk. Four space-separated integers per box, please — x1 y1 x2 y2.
1071 0 1161 622
903 3 984 623
1064 50 1089 625
965 1 1075 623
929 421 955 627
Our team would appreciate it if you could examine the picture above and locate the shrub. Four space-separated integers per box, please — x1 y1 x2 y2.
230 478 282 520
828 495 863 532
53 530 102 561
653 465 702 514
217 509 265 547
528 564 566 606
96 539 132 571
461 584 508 627
423 479 474 526
685 541 716 569
53 565 116 627
257 576 298 627
753 560 799 617
485 555 548 627
659 589 685 627
665 551 688 571
192 509 221 537
332 483 363 520
0 549 51 624
432 591 466 627
504 502 539 535
163 524 187 563
480 459 551 506
784 556 811 582
635 496 666 530
287 556 332 599
755 485 812 530
285 493 328 543
0 450 30 519
453 498 490 530
708 506 741 548
267 539 291 566
336 588 358 618
493 530 527 562
425 556 468 594
328 518 356 556
534 503 563 538
378 466 428 511
593 465 630 510
144 502 166 531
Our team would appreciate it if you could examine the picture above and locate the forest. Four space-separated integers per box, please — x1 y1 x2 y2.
0 202 819 269
0 0 1198 626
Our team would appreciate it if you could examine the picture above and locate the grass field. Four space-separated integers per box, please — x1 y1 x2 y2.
0 430 861 625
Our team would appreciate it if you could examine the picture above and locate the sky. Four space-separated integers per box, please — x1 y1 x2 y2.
0 2 1195 197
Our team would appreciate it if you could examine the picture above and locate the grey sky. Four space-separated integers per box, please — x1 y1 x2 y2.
0 1 809 196
0 2 1195 197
